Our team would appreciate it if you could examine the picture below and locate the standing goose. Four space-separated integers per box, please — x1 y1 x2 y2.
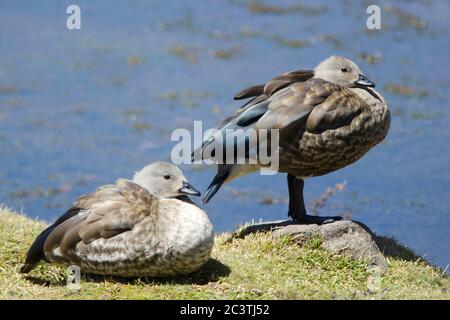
195 56 390 224
21 162 214 278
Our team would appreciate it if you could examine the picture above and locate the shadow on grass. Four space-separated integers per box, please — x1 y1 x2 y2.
352 221 422 262
24 258 231 287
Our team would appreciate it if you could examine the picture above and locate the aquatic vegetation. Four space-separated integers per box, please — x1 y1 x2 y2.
207 30 232 41
10 185 71 200
310 181 347 216
248 1 327 16
167 44 199 64
132 121 151 131
0 85 17 94
384 5 427 31
384 83 428 97
410 111 439 121
123 108 147 118
238 27 260 38
126 55 144 66
156 15 194 32
208 47 243 60
271 35 309 49
359 52 383 65
310 34 342 50
158 90 214 110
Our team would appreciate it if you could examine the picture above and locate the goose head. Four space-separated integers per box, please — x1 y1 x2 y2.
133 161 200 198
314 55 375 89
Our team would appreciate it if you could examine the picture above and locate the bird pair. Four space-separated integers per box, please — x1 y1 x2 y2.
21 56 390 278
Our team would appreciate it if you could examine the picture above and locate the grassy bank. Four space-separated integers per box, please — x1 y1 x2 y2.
0 207 448 299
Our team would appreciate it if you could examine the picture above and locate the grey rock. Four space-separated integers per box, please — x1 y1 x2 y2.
238 220 387 271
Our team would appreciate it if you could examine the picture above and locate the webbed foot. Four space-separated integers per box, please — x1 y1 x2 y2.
291 214 343 225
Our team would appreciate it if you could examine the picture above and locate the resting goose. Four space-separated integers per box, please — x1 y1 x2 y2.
21 162 214 277
195 56 390 224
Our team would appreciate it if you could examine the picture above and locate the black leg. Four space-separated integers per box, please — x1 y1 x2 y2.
287 174 342 224
287 174 306 220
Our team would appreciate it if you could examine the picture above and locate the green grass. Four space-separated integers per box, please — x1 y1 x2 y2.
0 207 448 299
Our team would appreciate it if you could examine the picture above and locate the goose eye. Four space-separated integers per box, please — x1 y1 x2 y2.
163 174 171 180
341 67 349 73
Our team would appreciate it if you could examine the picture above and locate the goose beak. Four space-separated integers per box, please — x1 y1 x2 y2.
179 181 201 196
355 74 375 88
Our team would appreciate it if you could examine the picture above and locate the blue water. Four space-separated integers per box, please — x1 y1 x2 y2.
0 0 449 269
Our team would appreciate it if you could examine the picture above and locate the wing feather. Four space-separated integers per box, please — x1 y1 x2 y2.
43 179 157 258
197 74 369 163
233 69 314 101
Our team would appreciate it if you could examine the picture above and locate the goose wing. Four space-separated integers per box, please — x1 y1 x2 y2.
42 179 157 259
215 69 315 130
255 78 368 135
233 69 314 102
193 69 314 160
199 78 368 161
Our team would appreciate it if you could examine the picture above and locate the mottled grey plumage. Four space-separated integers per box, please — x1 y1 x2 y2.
21 162 214 277
197 56 390 223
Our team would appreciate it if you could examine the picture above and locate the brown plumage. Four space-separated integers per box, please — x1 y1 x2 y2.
197 56 390 224
234 70 314 102
21 162 213 277
41 180 156 264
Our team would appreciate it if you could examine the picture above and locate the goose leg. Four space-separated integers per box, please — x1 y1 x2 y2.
287 174 342 224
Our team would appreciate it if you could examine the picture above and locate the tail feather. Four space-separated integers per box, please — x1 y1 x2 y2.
20 207 80 273
20 263 36 274
202 165 231 203
20 226 53 273
203 183 223 204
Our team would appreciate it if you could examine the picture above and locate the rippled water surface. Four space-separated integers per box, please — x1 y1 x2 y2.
0 0 449 269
